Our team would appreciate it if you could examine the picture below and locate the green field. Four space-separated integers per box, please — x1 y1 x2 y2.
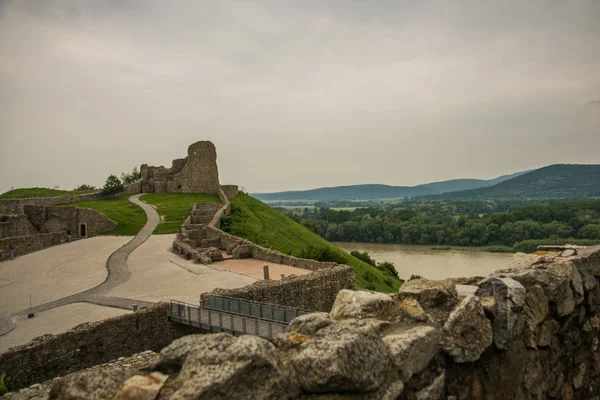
141 193 221 234
0 187 99 199
70 194 147 235
221 194 401 292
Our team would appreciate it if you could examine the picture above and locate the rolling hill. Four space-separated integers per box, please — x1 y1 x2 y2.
427 164 600 200
253 170 528 202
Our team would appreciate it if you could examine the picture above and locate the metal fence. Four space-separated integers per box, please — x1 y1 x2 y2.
169 301 289 340
206 295 311 323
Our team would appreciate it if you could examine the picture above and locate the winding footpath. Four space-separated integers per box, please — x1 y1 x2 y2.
0 194 159 336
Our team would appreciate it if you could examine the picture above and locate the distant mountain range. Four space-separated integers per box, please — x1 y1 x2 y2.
253 164 600 202
253 170 529 202
425 164 600 200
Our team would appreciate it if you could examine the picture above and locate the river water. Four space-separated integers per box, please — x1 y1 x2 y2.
334 242 514 281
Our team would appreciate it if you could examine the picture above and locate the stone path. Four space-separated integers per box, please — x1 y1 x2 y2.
0 194 159 336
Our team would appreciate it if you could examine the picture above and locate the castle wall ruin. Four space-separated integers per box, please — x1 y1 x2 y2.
128 141 238 196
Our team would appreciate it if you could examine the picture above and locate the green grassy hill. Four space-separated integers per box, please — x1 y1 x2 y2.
0 187 98 199
70 195 147 235
221 194 402 292
141 193 220 234
428 164 600 200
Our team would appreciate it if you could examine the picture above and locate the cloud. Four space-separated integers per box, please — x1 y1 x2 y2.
1 0 599 193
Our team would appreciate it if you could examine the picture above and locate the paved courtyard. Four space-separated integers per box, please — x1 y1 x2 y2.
0 303 130 353
107 235 257 305
0 237 130 316
212 257 311 280
0 194 312 354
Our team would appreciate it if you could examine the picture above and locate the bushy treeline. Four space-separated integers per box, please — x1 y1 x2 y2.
284 199 600 250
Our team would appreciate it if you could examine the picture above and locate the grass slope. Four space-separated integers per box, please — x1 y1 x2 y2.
70 195 146 236
222 194 401 292
141 193 221 234
0 187 98 199
430 164 600 200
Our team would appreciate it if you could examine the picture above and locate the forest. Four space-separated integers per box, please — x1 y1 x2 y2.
282 199 600 252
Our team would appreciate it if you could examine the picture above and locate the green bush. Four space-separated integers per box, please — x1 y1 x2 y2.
481 245 514 253
298 245 347 264
350 250 377 267
408 274 425 281
0 376 7 396
101 174 124 195
376 261 399 280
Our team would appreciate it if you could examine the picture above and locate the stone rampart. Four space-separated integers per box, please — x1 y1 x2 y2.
0 192 110 215
0 303 198 390
0 205 117 259
221 184 239 198
0 232 64 261
201 264 356 312
26 245 600 399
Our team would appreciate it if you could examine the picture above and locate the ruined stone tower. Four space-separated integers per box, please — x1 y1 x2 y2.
130 141 226 194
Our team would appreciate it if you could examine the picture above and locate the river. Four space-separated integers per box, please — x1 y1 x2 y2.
334 242 514 280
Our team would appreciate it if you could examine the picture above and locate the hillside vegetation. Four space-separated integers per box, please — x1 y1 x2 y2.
0 187 98 199
430 164 600 200
253 170 527 201
141 193 220 234
288 198 600 252
69 194 146 235
221 194 401 292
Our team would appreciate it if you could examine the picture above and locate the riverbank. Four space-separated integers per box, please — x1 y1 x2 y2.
334 242 513 281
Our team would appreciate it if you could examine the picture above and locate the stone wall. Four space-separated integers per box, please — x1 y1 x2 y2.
31 245 600 400
137 141 221 194
0 215 37 238
0 303 198 390
0 192 109 215
201 264 356 312
0 206 117 259
221 184 239 198
0 232 64 260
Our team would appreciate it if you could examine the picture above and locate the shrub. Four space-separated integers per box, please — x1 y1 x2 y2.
350 250 377 267
0 377 7 396
121 166 142 185
73 184 97 191
298 245 346 264
376 261 399 279
101 174 124 195
408 274 425 281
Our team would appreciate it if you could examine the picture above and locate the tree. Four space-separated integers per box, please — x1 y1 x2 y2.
73 184 97 191
101 174 124 195
121 166 142 185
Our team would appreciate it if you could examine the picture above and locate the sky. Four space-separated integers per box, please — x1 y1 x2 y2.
0 0 599 194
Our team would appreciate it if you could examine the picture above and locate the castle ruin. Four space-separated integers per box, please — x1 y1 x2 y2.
126 141 237 196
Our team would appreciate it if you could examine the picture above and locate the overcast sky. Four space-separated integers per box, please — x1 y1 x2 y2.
0 0 599 193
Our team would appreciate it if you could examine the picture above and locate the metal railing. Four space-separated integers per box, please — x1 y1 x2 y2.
168 301 289 340
206 295 311 323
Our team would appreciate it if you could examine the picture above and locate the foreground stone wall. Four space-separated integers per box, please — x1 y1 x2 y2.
201 265 356 312
29 245 600 399
0 303 198 390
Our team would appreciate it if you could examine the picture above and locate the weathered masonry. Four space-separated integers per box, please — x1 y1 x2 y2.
4 245 599 399
124 140 238 196
0 194 117 260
